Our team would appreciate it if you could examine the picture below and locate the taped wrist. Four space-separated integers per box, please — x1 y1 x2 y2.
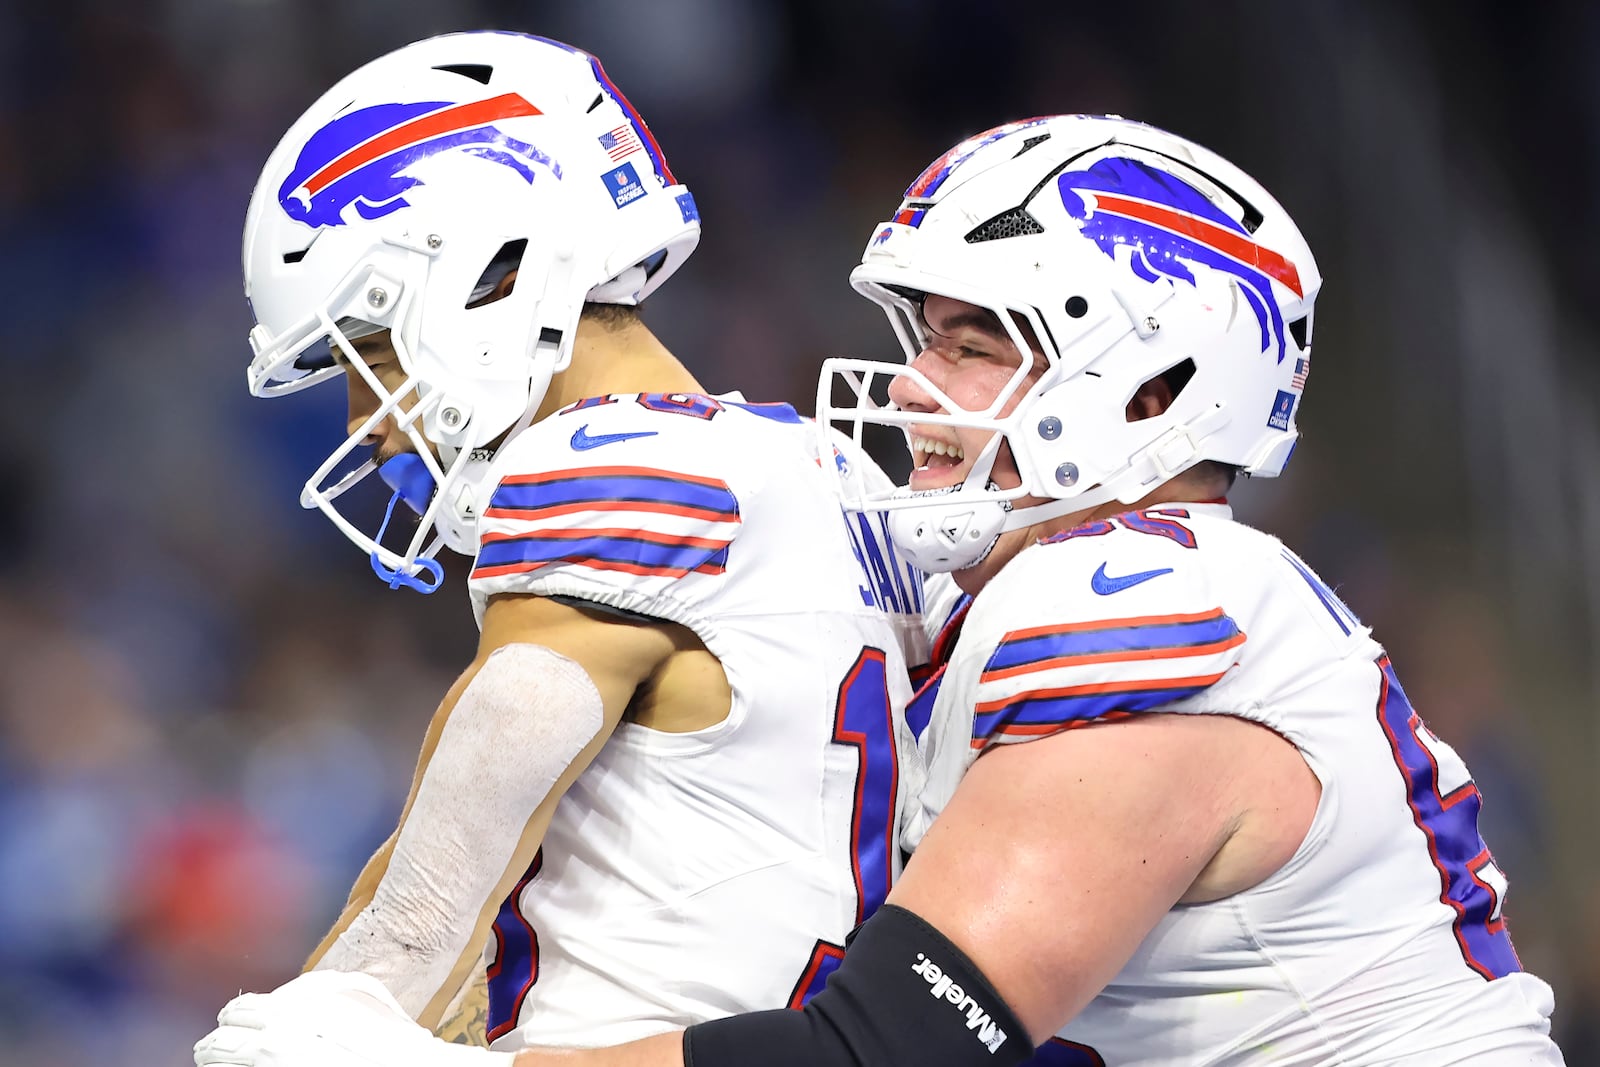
683 904 1031 1067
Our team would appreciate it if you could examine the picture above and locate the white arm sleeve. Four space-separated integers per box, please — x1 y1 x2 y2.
315 643 606 1018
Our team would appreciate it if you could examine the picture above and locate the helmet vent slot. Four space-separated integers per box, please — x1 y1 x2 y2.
1013 134 1051 157
640 248 669 281
282 231 322 264
434 64 493 85
1288 315 1310 349
1126 146 1265 235
965 208 1044 243
586 93 604 113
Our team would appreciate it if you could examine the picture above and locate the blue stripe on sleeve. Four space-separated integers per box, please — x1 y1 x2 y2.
488 473 737 516
985 613 1240 672
476 534 729 573
974 681 1210 739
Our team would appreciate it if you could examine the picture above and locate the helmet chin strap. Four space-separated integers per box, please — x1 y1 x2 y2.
887 485 1121 575
880 403 1226 574
417 268 573 561
885 441 1152 574
1001 493 1098 532
998 484 1117 533
429 401 539 555
886 492 1008 574
884 433 1006 572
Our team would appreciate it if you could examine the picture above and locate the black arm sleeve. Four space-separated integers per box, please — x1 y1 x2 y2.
683 904 1034 1067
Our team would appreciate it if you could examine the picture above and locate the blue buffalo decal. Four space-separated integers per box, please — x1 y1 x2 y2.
279 93 561 229
1058 158 1303 362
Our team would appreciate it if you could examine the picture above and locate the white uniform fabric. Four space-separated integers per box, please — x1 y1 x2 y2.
907 503 1563 1066
466 392 927 1049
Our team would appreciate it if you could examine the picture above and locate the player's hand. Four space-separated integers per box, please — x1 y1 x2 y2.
194 970 513 1067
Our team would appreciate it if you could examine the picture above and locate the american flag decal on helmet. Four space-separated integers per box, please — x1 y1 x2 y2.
598 123 642 162
1291 355 1310 390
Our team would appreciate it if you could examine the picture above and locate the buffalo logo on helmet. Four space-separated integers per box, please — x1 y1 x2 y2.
278 94 562 229
1057 157 1304 362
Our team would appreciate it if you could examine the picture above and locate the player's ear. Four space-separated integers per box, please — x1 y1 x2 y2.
491 268 519 302
1127 375 1175 422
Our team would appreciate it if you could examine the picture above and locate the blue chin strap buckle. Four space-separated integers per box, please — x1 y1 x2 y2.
369 454 445 594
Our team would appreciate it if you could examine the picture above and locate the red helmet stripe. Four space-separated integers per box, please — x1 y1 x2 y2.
304 93 542 196
1095 192 1303 297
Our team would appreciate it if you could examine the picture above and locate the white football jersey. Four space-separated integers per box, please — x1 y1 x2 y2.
908 503 1564 1066
466 392 927 1049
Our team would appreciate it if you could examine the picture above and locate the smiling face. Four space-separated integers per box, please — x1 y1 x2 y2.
887 294 1049 493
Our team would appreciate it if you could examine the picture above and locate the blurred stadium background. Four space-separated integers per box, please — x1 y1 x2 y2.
1 1 1596 1062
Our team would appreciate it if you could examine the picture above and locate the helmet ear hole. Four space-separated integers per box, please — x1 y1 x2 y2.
433 63 493 85
467 240 528 307
1154 358 1198 412
1125 359 1198 424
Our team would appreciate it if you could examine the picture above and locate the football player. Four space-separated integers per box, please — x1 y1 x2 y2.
195 28 932 1058
197 116 1566 1066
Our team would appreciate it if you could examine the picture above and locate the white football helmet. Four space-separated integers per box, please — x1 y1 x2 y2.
818 115 1320 572
242 31 700 590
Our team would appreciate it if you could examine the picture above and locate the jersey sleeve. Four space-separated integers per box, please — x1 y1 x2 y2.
468 398 745 624
960 510 1248 750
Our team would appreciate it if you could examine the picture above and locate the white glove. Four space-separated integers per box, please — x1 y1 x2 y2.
194 970 515 1067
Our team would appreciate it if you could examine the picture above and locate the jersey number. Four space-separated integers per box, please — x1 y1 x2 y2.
1043 507 1198 548
485 850 544 1041
787 647 900 1006
634 392 725 419
488 650 903 1020
1375 658 1520 980
1291 553 1520 981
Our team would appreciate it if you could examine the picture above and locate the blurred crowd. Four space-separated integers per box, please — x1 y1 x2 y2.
1 2 1597 1063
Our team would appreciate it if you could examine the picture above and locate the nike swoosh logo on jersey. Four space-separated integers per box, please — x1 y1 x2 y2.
1090 562 1174 595
570 426 659 451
